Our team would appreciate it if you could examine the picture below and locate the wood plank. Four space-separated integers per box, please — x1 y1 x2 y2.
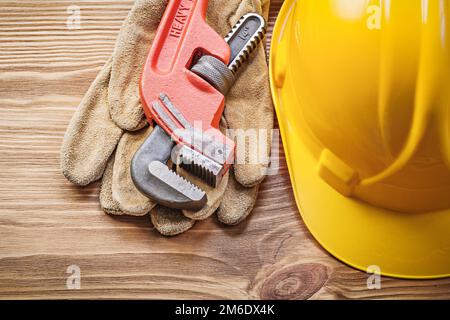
0 0 449 300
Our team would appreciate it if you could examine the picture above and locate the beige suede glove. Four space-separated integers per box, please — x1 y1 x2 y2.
61 0 274 236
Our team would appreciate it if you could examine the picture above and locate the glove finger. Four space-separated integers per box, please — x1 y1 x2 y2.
226 47 273 187
231 0 268 23
61 58 123 186
150 206 196 236
112 125 156 216
217 169 260 226
221 0 274 187
179 168 229 221
261 0 271 20
207 0 267 35
99 153 123 215
109 0 165 131
206 0 238 36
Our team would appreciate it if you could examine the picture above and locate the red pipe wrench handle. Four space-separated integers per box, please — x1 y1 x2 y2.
140 0 235 165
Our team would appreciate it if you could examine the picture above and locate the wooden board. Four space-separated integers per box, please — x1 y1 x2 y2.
0 0 449 300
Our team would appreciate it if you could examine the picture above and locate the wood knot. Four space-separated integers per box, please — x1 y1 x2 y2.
259 263 328 300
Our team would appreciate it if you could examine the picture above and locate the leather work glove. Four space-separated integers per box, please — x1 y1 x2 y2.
61 0 274 236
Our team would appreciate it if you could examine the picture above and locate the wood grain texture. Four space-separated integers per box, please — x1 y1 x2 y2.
0 0 449 300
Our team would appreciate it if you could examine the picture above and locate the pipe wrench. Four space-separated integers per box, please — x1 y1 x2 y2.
131 0 266 211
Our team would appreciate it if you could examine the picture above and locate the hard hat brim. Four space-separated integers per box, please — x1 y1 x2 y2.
270 0 450 279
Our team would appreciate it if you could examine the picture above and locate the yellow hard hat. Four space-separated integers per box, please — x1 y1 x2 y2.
270 0 450 279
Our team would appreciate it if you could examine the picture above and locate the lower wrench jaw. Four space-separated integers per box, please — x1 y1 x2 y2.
148 161 207 211
130 125 208 211
131 160 207 212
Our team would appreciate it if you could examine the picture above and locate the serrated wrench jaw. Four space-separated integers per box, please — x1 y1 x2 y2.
224 13 267 74
177 145 226 188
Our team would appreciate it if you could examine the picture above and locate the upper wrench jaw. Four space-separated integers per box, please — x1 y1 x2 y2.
130 125 207 212
177 145 226 188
